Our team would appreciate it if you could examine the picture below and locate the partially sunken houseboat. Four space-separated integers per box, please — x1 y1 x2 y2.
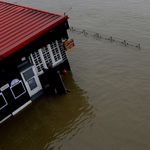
0 0 73 123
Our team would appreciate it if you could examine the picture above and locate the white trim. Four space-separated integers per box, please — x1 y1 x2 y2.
56 40 63 63
41 46 52 68
0 92 8 110
39 48 47 69
47 44 55 65
0 114 12 124
12 100 32 116
0 84 9 91
10 80 26 99
29 40 64 75
48 41 63 67
30 51 44 76
30 53 40 75
20 66 42 97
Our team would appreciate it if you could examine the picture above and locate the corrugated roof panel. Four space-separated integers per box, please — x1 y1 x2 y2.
0 0 68 60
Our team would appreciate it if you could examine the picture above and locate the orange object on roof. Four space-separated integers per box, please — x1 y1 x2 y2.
0 0 68 61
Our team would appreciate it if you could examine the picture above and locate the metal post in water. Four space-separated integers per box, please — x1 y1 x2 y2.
110 37 112 42
64 7 72 16
95 33 99 40
70 26 72 31
69 26 141 49
83 30 86 36
138 44 141 49
124 40 126 46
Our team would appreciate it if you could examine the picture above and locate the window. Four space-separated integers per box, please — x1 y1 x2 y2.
41 46 52 66
29 50 45 76
23 68 35 81
27 78 37 90
0 93 8 110
10 79 26 99
29 40 66 76
47 40 62 67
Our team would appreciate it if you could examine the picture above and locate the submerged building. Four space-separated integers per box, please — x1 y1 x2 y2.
0 0 73 123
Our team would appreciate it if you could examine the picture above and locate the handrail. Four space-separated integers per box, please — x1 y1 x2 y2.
69 26 141 49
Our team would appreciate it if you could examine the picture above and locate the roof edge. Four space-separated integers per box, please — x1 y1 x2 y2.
0 0 69 19
0 0 69 61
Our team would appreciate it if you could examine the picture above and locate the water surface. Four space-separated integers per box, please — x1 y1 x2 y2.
1 0 150 149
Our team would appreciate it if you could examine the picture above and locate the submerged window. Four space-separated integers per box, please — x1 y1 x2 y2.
28 78 37 90
0 93 8 110
23 68 35 81
10 80 26 99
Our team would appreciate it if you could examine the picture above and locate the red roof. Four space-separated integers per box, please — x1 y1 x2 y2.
0 0 68 60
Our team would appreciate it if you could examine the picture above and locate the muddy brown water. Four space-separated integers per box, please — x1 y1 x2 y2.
1 0 150 149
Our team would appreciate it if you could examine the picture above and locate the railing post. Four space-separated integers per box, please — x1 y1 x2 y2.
124 40 126 46
110 37 112 42
138 44 141 49
83 30 86 36
70 26 74 32
68 26 140 49
95 33 99 40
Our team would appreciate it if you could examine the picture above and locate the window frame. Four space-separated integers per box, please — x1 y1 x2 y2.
10 79 26 99
0 92 8 110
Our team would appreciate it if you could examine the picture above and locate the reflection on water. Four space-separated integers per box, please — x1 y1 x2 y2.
0 72 95 150
67 33 150 150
